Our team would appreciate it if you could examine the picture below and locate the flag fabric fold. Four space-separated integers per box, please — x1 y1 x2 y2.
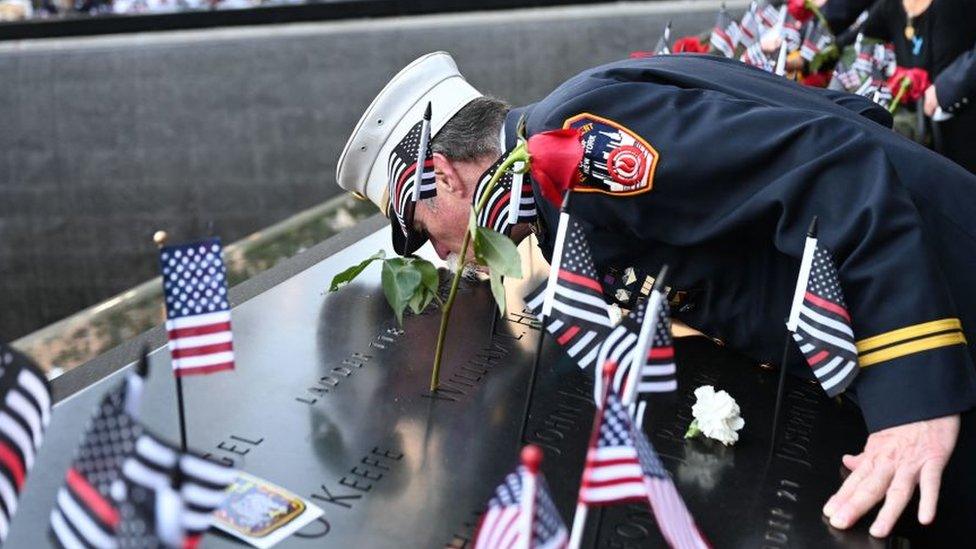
160 238 236 377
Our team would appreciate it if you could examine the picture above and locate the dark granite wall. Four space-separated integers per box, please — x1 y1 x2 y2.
0 1 727 338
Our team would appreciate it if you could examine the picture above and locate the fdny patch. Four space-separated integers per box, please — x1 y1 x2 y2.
563 113 659 197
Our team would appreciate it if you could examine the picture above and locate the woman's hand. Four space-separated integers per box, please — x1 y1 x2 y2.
924 85 940 116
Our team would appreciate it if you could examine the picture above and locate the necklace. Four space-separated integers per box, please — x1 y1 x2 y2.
903 0 931 40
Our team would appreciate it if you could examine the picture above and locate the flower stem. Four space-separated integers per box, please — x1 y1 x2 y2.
807 0 830 31
888 76 912 114
684 420 701 439
429 144 529 392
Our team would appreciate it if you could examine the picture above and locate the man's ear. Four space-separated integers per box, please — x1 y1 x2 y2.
432 153 465 197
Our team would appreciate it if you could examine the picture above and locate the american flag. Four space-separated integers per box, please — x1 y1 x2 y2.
160 238 235 377
787 228 859 397
387 105 436 235
754 0 779 33
832 62 865 91
738 1 760 47
116 430 236 548
632 415 710 549
710 7 741 58
51 381 141 549
524 215 614 370
473 466 567 549
592 297 678 405
855 67 886 102
0 344 51 543
741 41 774 72
474 154 537 236
800 22 833 62
782 21 802 53
579 385 709 548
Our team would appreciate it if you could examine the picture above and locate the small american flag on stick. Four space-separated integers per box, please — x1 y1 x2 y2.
569 363 709 549
786 218 859 397
473 446 567 549
160 238 235 377
710 5 741 58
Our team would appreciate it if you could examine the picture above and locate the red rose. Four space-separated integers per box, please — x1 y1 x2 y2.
673 36 709 54
629 51 654 59
527 129 584 207
788 0 814 22
887 66 932 103
801 70 831 88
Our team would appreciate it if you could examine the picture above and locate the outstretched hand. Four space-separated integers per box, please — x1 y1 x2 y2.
822 414 959 538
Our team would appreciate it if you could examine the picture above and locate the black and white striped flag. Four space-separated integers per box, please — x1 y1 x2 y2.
116 431 236 548
50 381 140 549
0 343 51 543
787 220 859 397
387 102 436 236
473 154 537 236
592 295 678 406
524 214 614 371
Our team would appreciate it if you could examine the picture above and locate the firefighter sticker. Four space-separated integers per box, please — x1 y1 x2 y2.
563 113 659 196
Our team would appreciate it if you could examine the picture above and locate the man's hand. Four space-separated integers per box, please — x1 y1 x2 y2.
822 414 959 538
924 85 940 117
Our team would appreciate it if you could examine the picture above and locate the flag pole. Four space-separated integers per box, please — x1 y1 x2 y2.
624 266 668 408
518 193 573 444
519 445 542 549
774 217 819 454
155 230 189 453
569 361 616 549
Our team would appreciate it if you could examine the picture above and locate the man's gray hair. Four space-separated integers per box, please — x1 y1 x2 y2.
431 96 510 162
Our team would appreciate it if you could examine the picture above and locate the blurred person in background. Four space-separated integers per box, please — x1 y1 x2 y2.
862 0 976 173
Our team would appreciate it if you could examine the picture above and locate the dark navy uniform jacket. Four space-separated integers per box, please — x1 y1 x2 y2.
503 55 976 433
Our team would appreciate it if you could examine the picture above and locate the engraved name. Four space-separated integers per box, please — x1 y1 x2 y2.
525 379 594 456
295 326 405 406
202 433 264 467
310 445 404 510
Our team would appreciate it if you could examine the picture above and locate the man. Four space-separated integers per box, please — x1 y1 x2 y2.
336 51 976 538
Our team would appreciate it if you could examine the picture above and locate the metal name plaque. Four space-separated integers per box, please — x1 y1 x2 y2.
7 227 975 547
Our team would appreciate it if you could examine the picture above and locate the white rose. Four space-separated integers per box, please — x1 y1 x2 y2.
686 385 745 446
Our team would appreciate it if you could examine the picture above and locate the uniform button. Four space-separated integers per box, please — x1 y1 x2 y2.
758 362 775 370
711 337 725 347
964 98 970 105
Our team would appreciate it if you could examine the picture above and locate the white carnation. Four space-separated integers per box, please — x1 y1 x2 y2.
688 385 745 446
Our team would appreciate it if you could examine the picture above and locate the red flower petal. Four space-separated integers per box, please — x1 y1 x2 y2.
887 66 932 103
801 70 831 88
673 36 709 54
527 129 584 207
788 0 814 22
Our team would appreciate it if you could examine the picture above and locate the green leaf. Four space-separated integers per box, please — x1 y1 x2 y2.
329 250 386 292
415 259 440 294
381 258 422 325
473 226 522 278
489 270 507 316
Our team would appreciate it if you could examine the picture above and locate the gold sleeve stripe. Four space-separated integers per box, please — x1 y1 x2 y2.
856 318 963 354
858 332 967 368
